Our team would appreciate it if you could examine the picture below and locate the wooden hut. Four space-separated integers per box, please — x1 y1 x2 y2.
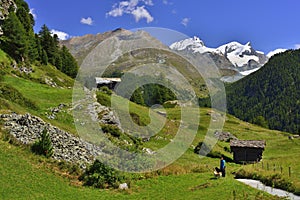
95 77 121 90
230 140 266 163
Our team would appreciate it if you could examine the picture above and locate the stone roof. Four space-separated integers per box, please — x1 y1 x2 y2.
95 77 121 84
230 140 266 149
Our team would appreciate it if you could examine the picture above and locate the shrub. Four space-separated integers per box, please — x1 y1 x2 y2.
31 129 53 158
99 86 112 95
79 160 123 189
101 124 122 138
96 92 111 107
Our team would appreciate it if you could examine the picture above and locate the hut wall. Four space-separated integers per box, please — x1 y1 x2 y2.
232 147 264 163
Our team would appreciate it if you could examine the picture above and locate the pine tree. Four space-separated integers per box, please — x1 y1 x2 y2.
31 128 53 158
39 24 58 65
60 46 78 78
0 12 28 62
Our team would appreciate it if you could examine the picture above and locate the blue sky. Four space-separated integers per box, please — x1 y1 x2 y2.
26 0 300 53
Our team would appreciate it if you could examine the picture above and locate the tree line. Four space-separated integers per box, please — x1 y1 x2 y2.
226 49 300 134
0 0 78 78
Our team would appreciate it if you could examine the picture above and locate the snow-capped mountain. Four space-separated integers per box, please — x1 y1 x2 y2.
216 41 268 68
170 37 269 82
169 36 215 54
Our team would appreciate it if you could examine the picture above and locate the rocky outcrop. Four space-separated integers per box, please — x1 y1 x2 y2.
0 113 104 167
0 0 16 34
214 131 237 142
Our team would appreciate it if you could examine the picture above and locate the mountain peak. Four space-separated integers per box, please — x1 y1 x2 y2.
169 36 205 51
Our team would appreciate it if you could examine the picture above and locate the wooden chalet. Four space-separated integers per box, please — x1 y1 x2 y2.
230 140 266 163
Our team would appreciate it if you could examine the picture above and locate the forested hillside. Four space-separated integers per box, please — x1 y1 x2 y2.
0 0 78 78
227 49 300 134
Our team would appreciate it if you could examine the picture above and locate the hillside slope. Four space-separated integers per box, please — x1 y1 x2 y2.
227 49 300 134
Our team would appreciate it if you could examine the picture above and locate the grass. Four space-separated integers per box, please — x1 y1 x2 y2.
0 136 280 200
0 57 298 199
1 75 75 134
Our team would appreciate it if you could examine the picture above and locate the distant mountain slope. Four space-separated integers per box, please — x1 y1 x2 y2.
227 49 300 134
61 28 131 66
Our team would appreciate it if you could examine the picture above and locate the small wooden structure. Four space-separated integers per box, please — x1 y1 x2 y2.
95 77 121 90
230 140 266 163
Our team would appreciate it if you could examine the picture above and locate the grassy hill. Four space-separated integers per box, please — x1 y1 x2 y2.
0 49 299 199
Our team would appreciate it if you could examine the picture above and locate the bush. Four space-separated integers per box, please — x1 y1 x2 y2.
79 160 123 189
101 124 122 138
96 92 111 107
31 129 53 158
99 86 112 95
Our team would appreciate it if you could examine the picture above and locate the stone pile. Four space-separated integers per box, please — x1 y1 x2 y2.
0 113 104 166
214 131 237 142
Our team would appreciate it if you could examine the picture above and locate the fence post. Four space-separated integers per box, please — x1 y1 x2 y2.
289 167 291 177
280 166 283 174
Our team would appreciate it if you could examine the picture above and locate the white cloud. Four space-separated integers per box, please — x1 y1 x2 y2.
80 17 94 25
266 48 287 58
50 29 70 40
162 0 173 5
107 0 154 23
294 44 300 49
29 8 37 19
181 18 190 27
132 6 154 23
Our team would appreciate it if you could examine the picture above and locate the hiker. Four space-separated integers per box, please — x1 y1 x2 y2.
220 156 226 177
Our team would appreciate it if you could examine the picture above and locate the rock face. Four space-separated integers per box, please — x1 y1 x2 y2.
0 0 16 34
0 113 104 166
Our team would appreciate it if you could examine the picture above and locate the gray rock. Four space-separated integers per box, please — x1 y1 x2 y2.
0 112 107 167
119 183 128 190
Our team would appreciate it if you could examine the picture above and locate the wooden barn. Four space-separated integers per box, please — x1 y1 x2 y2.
230 140 266 163
95 77 121 90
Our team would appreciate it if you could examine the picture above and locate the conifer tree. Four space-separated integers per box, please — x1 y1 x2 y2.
0 11 28 62
31 128 53 158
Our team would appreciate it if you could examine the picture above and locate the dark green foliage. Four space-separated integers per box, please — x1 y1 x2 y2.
59 46 78 78
0 12 28 62
129 83 177 107
0 84 37 109
0 0 78 78
130 87 145 106
227 49 300 134
31 129 53 158
96 92 111 107
79 160 123 189
115 73 178 107
99 86 112 95
252 116 269 128
101 124 122 138
38 24 58 65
